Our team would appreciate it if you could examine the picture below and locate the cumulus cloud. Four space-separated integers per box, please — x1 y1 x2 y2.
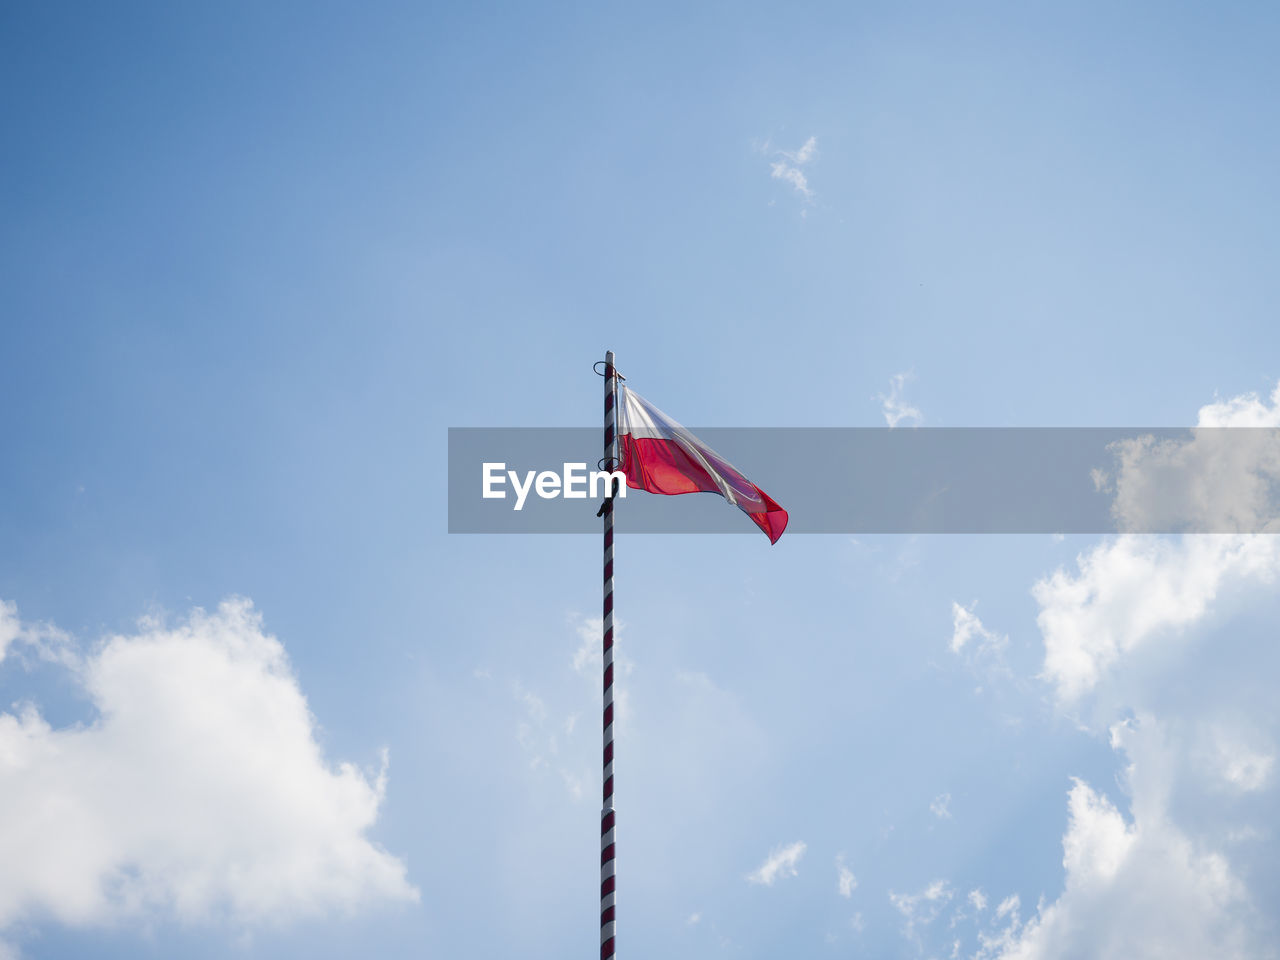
989 773 1253 960
1033 534 1280 703
986 383 1280 959
1197 381 1280 428
1007 574 1280 959
880 372 923 428
767 136 817 201
962 382 1280 959
1107 380 1280 534
747 841 806 886
0 597 416 944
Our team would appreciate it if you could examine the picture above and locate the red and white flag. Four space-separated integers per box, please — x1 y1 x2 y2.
616 385 789 544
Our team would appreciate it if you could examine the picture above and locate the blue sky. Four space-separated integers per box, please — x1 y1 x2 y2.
3 3 1280 958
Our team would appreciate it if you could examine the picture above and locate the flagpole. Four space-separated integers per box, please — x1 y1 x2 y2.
600 350 618 959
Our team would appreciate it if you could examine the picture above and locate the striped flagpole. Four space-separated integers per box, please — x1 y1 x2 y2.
600 350 618 959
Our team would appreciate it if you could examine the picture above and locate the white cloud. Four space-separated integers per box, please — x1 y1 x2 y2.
989 771 1253 960
0 600 16 663
1033 534 1280 703
0 597 416 943
969 895 1025 959
890 879 953 944
995 893 1021 920
880 372 923 428
0 598 75 669
767 136 817 201
960 383 1280 960
572 615 632 730
1106 382 1280 535
969 889 988 911
792 137 817 165
1197 381 1280 428
930 792 953 820
1059 779 1134 882
837 854 857 897
503 614 643 806
510 676 589 799
950 602 1006 656
572 616 633 681
747 840 806 886
950 602 1016 699
522 690 548 725
1206 730 1274 793
686 911 701 926
771 162 811 198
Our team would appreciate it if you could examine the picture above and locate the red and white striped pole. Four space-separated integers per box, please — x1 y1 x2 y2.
600 350 618 959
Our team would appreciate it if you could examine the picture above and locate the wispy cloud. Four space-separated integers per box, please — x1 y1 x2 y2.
1206 727 1274 792
996 893 1021 921
0 597 76 669
747 840 807 886
950 602 1006 657
572 615 633 728
0 599 16 664
503 618 612 801
766 136 818 201
837 854 858 897
890 879 953 945
930 792 953 820
880 372 923 428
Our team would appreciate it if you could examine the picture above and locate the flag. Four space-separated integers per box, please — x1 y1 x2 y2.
616 385 789 543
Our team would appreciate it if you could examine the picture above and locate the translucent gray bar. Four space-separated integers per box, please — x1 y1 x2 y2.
447 428 1280 534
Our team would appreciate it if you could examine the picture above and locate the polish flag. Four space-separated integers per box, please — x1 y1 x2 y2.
616 385 789 544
